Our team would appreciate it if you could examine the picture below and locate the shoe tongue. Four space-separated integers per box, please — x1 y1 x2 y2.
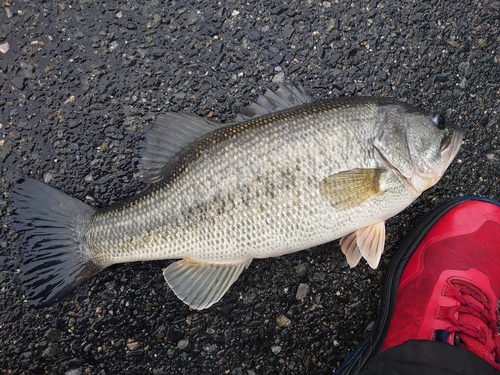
434 329 453 344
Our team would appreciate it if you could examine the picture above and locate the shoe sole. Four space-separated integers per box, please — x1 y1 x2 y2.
334 196 500 374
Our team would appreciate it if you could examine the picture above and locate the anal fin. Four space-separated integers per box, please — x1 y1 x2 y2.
340 221 386 269
163 259 252 310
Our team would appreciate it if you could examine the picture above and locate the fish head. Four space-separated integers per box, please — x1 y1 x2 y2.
405 112 463 191
374 104 464 193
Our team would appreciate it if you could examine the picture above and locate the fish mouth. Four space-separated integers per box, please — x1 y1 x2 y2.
444 123 464 167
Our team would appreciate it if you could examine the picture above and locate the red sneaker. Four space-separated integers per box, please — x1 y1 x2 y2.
335 197 500 374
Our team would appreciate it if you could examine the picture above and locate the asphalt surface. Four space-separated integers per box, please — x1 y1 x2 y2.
1 0 499 374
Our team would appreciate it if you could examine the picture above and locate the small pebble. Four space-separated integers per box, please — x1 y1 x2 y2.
152 14 162 28
44 328 61 342
271 345 282 354
126 338 141 351
64 95 75 105
43 172 53 183
203 344 217 353
294 263 308 275
311 271 326 282
296 283 309 300
11 77 24 89
276 315 291 327
177 339 189 350
272 71 285 83
0 42 9 54
109 41 119 52
42 344 59 358
458 62 470 73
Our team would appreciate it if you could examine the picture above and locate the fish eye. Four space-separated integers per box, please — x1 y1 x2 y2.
432 114 446 129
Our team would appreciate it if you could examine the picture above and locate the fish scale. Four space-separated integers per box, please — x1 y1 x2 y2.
11 84 463 309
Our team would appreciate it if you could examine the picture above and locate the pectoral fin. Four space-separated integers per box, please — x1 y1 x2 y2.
320 168 385 210
163 259 252 310
340 221 386 269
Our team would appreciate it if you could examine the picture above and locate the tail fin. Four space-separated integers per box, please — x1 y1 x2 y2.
11 178 103 307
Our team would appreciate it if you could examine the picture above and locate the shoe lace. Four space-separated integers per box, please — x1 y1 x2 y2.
437 278 500 369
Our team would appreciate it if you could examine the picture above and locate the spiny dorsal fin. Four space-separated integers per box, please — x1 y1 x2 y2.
234 83 312 122
138 112 226 183
163 258 252 310
340 221 386 269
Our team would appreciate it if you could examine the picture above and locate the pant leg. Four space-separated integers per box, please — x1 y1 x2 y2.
359 340 500 375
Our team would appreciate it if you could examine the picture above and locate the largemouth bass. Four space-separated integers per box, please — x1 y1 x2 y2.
12 84 463 309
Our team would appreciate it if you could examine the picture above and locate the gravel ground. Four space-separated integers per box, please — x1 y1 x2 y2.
1 0 499 374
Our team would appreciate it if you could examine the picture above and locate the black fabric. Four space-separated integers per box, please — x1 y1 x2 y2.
359 340 500 375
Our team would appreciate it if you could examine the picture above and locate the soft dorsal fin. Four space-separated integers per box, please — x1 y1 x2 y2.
138 112 225 183
163 258 252 310
234 83 312 122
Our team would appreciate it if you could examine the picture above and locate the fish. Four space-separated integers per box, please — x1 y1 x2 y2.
11 84 463 310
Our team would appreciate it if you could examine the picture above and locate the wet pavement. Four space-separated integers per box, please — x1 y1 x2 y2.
0 0 499 374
